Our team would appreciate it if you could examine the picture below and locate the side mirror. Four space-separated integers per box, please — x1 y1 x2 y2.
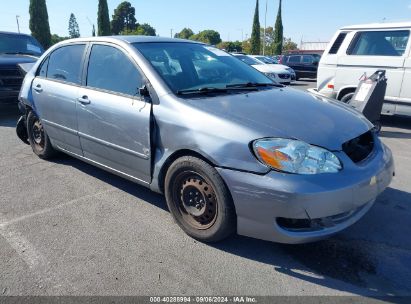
139 85 150 97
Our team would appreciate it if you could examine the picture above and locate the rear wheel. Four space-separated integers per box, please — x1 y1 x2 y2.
164 156 236 242
27 111 56 159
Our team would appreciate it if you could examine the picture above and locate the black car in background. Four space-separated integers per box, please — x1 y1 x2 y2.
0 32 43 104
281 53 321 80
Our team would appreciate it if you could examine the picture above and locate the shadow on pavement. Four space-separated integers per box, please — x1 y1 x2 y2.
50 149 411 299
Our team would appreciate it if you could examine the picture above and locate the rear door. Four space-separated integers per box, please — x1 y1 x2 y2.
76 43 152 183
337 29 409 101
398 33 411 113
302 55 317 77
31 44 86 155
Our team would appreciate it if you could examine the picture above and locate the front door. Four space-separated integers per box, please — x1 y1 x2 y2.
76 43 152 183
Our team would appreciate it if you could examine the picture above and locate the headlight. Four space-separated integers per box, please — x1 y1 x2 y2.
253 138 342 174
265 73 277 80
286 67 295 74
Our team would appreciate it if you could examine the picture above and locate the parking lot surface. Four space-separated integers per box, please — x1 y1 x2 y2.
0 81 410 298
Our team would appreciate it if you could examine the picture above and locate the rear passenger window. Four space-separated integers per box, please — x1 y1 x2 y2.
302 55 313 64
87 44 143 96
288 56 301 63
46 44 85 84
348 30 409 56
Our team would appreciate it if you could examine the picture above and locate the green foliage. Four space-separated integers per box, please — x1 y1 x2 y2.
97 0 111 36
29 0 51 49
250 0 261 55
260 26 274 55
190 30 222 45
111 1 137 35
123 23 156 36
272 0 283 55
283 37 298 53
216 41 242 53
51 34 69 46
174 28 194 39
68 13 80 38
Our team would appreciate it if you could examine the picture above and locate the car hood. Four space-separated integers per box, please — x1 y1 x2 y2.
182 87 372 151
252 64 289 73
0 54 39 65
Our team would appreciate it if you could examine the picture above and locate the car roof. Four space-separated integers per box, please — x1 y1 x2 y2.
341 21 411 31
0 31 34 38
60 36 203 45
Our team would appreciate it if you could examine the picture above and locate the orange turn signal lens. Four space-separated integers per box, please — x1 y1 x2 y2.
256 147 289 170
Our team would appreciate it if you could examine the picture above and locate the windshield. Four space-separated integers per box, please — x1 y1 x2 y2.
255 56 277 64
234 55 262 66
134 42 273 94
0 33 44 56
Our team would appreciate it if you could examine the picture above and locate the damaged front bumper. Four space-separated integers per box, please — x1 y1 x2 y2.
217 141 394 244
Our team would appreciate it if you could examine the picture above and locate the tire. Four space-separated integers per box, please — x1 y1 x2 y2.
27 111 56 159
340 92 355 104
164 156 236 243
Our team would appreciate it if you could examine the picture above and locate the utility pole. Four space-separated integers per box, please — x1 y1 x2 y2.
170 29 173 38
237 29 244 42
16 15 20 33
263 0 268 55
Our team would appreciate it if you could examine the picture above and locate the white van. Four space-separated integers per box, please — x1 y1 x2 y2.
313 22 411 117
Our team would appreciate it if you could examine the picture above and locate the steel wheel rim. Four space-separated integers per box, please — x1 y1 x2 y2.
32 120 45 149
172 171 218 230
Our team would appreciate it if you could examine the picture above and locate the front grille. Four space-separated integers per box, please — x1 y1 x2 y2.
278 73 291 79
0 66 24 90
342 130 375 163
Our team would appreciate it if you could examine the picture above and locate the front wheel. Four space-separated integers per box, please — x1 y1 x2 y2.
27 111 56 159
164 156 236 242
340 92 355 104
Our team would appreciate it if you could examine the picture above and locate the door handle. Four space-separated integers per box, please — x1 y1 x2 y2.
77 96 91 105
33 85 43 93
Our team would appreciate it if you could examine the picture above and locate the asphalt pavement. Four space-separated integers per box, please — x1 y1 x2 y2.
0 81 410 300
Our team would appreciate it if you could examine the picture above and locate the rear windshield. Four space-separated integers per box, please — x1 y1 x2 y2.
133 42 272 93
0 33 44 56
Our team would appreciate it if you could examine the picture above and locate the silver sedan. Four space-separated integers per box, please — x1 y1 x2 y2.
17 36 394 244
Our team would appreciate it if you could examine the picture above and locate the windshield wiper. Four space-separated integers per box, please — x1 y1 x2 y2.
177 87 229 95
226 82 283 88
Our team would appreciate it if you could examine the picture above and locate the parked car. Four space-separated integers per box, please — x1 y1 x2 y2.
311 22 411 117
282 53 321 80
232 54 293 85
249 55 296 80
17 36 394 244
0 31 43 104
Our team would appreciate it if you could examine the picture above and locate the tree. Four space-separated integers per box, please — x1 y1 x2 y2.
29 0 51 49
111 1 137 35
283 37 298 53
190 30 222 45
216 41 243 53
250 0 261 55
51 34 69 46
174 28 194 39
68 13 80 38
272 0 284 55
123 23 156 36
97 0 111 36
260 26 275 55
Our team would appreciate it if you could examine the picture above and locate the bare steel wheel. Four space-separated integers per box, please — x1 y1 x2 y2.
175 172 218 230
165 156 236 242
27 111 56 159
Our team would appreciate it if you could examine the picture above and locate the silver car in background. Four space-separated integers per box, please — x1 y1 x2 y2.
17 37 394 244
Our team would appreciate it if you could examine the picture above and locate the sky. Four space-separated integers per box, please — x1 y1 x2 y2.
1 0 411 44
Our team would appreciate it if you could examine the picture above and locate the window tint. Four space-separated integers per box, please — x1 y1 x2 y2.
47 44 85 84
87 44 142 96
302 55 313 63
288 56 301 63
348 30 409 56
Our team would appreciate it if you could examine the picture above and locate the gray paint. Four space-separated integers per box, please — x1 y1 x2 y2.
18 36 394 243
